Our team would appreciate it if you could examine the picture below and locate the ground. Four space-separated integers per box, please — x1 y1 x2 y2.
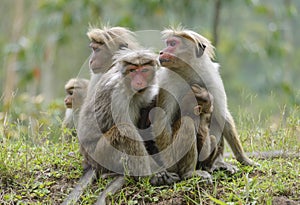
0 100 299 204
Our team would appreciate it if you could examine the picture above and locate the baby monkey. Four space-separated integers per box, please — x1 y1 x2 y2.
180 84 218 172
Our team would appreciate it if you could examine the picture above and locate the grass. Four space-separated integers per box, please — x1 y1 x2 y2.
0 94 299 204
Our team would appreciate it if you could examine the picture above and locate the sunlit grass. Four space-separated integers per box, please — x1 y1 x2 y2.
0 93 299 204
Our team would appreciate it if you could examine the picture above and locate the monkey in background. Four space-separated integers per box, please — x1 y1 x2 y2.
62 27 142 205
83 26 142 165
62 78 89 139
86 26 140 96
78 26 141 171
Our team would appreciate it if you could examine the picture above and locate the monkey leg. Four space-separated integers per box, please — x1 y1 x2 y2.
150 117 188 186
210 137 239 174
224 112 259 166
171 116 213 184
92 124 152 177
172 116 197 176
80 145 108 175
149 126 180 186
197 134 218 172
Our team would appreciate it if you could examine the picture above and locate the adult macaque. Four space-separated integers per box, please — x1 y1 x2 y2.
62 78 89 138
64 49 160 205
158 27 257 174
86 26 139 95
150 72 213 185
78 48 161 180
78 48 159 175
62 26 140 205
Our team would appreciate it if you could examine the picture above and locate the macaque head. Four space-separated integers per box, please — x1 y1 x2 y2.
64 78 89 110
87 26 139 74
114 49 159 93
159 27 214 68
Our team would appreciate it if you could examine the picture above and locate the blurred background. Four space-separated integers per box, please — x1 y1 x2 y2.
0 0 299 128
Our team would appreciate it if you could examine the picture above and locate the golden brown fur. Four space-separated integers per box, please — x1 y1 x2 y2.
151 69 213 184
86 26 140 97
62 27 141 205
182 84 218 171
162 26 215 59
156 27 257 179
78 49 159 176
87 26 139 51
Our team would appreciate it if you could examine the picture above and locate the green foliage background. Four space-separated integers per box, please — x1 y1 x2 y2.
1 0 299 120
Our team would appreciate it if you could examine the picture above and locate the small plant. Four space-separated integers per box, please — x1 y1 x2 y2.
0 95 299 204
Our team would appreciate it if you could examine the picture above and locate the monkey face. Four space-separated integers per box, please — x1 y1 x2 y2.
64 94 73 108
124 64 155 93
159 36 180 66
89 42 113 74
159 36 193 69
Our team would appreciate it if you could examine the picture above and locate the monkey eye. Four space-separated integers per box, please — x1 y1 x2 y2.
170 41 176 46
68 91 73 95
129 69 136 73
89 43 101 52
167 40 177 47
141 68 149 73
92 47 100 52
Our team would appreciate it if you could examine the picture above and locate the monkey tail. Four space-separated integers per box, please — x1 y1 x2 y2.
94 176 125 205
223 111 257 166
61 168 96 205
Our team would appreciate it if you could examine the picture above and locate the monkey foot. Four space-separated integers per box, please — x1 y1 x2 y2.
238 156 260 167
212 161 239 174
150 171 180 186
182 170 213 184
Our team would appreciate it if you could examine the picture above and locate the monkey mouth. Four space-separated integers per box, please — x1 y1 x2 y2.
91 66 106 74
159 58 171 64
159 54 175 65
136 88 147 93
66 103 72 108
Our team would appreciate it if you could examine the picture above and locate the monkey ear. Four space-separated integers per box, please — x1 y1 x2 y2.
119 43 128 49
195 43 206 58
193 105 203 116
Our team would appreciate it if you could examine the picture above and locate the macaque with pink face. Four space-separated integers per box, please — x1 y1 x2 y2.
155 27 257 180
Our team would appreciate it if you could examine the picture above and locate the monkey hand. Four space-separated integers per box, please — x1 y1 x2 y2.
150 171 180 186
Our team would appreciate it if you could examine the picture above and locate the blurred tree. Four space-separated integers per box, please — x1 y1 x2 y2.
212 0 222 47
0 0 299 116
3 0 24 109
